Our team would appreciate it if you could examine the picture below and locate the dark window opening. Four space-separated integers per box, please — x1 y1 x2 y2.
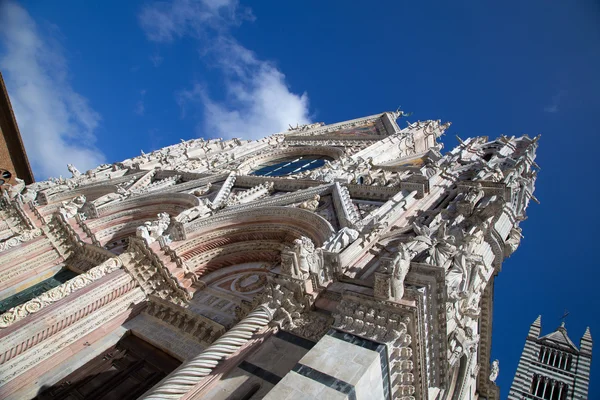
251 155 330 177
0 268 78 313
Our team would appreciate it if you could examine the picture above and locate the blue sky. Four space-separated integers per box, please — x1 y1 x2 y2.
1 0 599 396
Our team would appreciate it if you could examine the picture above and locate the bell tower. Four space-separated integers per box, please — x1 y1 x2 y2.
508 316 592 399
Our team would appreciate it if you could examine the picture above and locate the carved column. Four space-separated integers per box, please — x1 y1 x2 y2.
141 305 273 399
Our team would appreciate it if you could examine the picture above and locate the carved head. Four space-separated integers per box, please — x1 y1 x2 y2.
157 212 170 222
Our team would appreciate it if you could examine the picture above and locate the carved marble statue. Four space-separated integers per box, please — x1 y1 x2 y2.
489 359 499 382
175 199 213 223
298 195 320 212
465 183 484 205
323 227 359 252
92 192 126 207
67 164 82 178
446 230 484 300
287 122 324 132
293 237 312 275
282 236 322 279
192 183 212 197
6 178 25 199
504 226 522 257
59 195 87 219
136 212 171 244
390 244 411 301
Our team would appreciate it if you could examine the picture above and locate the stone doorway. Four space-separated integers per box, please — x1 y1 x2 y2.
35 333 181 400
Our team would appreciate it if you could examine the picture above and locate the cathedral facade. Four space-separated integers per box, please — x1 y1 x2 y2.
0 111 538 400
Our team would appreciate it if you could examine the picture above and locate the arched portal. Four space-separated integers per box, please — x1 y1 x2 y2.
81 193 199 251
173 206 334 277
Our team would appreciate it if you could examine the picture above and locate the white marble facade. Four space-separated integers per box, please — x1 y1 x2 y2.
0 111 539 399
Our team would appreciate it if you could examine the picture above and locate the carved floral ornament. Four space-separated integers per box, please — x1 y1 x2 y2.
0 228 43 253
333 296 417 399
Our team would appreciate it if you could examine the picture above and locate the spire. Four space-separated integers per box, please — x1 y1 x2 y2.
580 327 593 356
528 315 542 338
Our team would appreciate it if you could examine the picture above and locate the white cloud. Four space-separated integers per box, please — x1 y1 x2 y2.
139 0 251 43
0 1 106 180
544 91 565 113
139 0 311 140
135 89 147 115
149 52 163 67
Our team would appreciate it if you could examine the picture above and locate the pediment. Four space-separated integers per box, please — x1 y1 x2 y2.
284 113 396 142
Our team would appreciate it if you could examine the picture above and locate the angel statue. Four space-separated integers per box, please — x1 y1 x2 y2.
390 243 411 301
489 359 499 383
67 164 82 178
136 212 171 245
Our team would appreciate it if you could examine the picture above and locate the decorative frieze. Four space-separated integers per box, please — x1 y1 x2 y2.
0 257 122 328
0 287 145 389
0 228 42 253
144 295 226 345
0 272 136 366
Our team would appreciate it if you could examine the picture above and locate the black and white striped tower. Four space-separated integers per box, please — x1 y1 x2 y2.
508 315 592 400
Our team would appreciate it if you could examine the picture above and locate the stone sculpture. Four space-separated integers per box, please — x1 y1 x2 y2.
489 359 499 382
175 199 213 223
67 164 82 178
505 226 522 257
136 212 171 244
192 183 212 197
323 227 359 252
446 230 484 300
92 192 126 207
390 244 411 301
298 194 320 211
59 195 87 219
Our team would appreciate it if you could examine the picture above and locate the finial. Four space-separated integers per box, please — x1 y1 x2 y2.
391 107 412 120
559 309 569 327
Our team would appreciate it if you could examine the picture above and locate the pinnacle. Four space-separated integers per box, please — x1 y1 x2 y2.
532 315 541 326
582 326 593 341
